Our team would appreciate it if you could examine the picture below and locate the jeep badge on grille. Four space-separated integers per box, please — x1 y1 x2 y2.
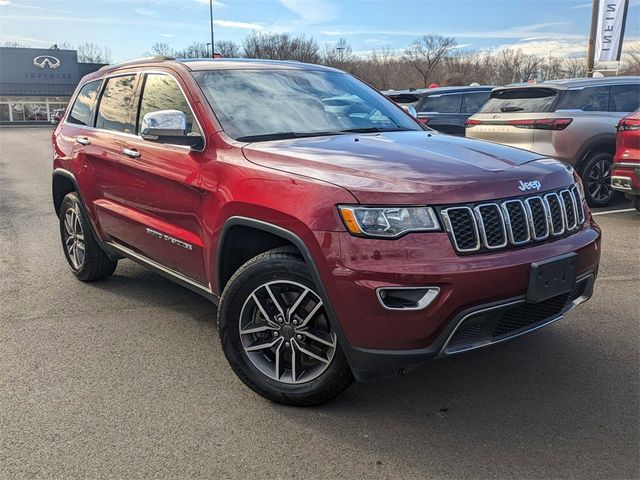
518 180 542 191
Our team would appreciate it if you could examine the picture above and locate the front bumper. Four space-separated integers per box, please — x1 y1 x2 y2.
312 221 601 382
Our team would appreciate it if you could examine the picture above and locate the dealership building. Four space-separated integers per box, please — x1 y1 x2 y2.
0 47 105 124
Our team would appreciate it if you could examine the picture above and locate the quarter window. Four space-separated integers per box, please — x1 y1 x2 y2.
461 92 491 113
608 84 640 112
557 86 610 112
95 75 136 133
137 74 200 135
68 80 101 126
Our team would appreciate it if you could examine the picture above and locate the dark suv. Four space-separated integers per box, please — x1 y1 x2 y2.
384 86 492 135
52 57 601 405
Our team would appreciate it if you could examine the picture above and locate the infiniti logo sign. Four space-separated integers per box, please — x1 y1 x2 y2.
33 55 61 69
518 180 542 191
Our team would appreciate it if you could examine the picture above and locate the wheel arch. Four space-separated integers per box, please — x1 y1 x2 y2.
216 216 349 347
574 133 616 175
52 168 79 216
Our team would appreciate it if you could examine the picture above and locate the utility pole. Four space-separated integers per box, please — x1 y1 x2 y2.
586 0 599 77
209 0 215 57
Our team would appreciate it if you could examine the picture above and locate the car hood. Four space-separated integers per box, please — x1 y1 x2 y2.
242 131 575 204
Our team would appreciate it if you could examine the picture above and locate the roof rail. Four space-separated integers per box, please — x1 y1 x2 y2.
99 55 174 71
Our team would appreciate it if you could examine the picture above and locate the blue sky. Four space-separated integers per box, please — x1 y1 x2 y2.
1 0 638 61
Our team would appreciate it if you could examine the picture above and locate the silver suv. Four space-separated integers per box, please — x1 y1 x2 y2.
465 77 640 206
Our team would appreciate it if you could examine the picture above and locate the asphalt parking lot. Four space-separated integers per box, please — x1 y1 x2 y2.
1 127 639 479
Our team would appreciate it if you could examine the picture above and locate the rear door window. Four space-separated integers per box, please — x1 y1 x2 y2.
67 80 101 126
608 84 640 112
136 73 200 135
419 94 462 113
479 88 557 113
557 86 610 112
461 91 491 113
95 75 136 133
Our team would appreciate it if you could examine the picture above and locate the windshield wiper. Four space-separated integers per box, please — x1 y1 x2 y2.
500 106 525 112
337 127 413 134
236 131 346 142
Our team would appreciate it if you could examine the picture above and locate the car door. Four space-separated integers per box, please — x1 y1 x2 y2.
64 77 130 238
417 93 462 135
107 71 207 284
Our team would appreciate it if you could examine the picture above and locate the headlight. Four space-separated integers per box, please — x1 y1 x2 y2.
338 205 440 238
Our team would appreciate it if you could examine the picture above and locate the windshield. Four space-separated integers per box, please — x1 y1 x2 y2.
193 69 421 141
479 88 558 114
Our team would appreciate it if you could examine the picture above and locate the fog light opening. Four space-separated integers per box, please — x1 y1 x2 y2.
376 287 440 311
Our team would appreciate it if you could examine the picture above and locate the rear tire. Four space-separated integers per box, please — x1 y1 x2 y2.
633 195 640 213
582 152 616 208
59 192 117 281
217 247 353 406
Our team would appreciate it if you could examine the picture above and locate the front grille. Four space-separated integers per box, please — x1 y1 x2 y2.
441 185 585 254
445 278 589 353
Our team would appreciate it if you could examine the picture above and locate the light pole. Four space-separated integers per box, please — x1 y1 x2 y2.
547 47 562 80
209 0 215 57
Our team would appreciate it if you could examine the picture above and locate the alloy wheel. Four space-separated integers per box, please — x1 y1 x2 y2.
63 205 85 269
239 280 337 384
586 159 613 203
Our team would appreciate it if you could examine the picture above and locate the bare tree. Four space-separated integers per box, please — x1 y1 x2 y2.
403 35 456 87
2 41 25 48
561 56 587 78
243 32 320 63
622 44 640 75
215 40 241 58
145 42 174 57
322 38 355 67
76 42 112 63
172 42 209 59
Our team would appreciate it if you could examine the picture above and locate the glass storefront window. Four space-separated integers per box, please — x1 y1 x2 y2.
0 104 10 122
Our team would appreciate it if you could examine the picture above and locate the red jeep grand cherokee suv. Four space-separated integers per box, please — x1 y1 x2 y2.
52 57 601 405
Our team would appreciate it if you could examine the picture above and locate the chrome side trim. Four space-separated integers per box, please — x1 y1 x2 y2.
439 274 594 356
613 161 640 168
375 286 440 311
105 241 218 302
611 176 632 191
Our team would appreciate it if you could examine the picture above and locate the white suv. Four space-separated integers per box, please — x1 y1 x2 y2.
465 77 640 207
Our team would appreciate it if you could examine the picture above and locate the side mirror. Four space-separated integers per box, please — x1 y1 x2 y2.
140 110 204 150
402 105 418 118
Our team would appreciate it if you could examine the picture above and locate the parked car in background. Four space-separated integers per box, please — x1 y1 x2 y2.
51 108 65 124
382 88 428 108
385 86 493 136
612 109 640 212
414 86 493 135
465 77 640 207
52 57 600 406
26 107 48 121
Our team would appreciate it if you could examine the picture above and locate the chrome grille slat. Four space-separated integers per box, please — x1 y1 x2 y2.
501 199 531 245
443 185 585 254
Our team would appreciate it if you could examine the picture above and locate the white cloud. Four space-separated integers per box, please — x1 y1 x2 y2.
193 0 227 6
214 19 264 30
0 0 10 5
133 7 155 16
278 0 339 23
160 33 176 37
0 34 55 45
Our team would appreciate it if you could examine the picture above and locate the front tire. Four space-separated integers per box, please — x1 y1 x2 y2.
59 192 117 281
218 248 353 406
582 152 615 207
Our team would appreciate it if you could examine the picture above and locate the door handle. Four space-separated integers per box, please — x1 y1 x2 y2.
76 136 91 146
122 148 141 159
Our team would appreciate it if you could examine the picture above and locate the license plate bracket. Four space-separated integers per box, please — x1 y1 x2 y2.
527 253 577 303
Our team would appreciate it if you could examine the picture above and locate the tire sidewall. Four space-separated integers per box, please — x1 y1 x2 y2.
59 193 95 280
218 255 351 404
